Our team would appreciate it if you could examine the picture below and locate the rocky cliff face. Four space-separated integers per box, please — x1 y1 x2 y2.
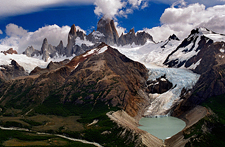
94 17 119 45
23 46 41 57
66 24 77 57
87 17 154 46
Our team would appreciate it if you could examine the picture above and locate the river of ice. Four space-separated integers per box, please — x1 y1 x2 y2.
145 65 200 116
115 43 200 116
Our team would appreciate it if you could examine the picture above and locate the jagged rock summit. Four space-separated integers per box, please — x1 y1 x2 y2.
96 17 119 45
23 16 155 62
87 16 155 46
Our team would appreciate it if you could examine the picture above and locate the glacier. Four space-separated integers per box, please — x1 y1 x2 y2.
114 41 200 116
145 66 200 116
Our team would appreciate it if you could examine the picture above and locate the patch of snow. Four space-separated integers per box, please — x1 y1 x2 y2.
75 37 94 47
187 59 202 70
73 63 79 70
98 46 108 54
51 54 75 62
199 27 225 42
92 31 104 40
0 53 49 73
113 39 181 68
167 36 201 65
0 52 74 73
204 34 225 42
220 48 225 53
83 49 96 57
160 78 167 82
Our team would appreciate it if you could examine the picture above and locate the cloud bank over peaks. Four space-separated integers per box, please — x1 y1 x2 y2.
94 0 148 19
6 24 28 37
144 3 225 42
0 24 72 53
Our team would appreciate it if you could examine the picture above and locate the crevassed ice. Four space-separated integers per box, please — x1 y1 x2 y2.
145 66 200 116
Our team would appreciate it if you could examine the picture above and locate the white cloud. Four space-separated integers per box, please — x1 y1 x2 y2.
0 24 72 53
148 0 225 7
0 0 95 18
0 30 3 34
144 3 225 42
94 0 126 19
128 0 143 7
141 1 149 9
115 22 126 36
94 0 149 18
6 23 28 37
171 0 186 7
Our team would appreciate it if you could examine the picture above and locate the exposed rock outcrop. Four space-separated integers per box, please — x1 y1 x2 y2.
30 59 70 75
41 38 58 61
96 17 119 45
1 48 18 55
145 75 173 94
23 46 41 57
161 34 180 48
65 24 95 57
86 17 119 45
0 60 28 80
56 40 65 55
87 17 154 46
66 24 77 57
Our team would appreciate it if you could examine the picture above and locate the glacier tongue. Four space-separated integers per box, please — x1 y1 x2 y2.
145 65 200 116
113 40 200 116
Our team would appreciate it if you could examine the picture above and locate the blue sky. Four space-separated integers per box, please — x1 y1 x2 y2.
0 2 168 37
0 0 225 52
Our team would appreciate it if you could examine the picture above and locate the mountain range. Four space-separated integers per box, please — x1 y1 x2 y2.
0 16 225 146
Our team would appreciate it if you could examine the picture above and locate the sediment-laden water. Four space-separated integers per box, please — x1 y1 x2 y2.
138 116 186 140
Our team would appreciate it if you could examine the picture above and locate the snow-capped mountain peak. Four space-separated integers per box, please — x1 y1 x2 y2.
189 27 225 42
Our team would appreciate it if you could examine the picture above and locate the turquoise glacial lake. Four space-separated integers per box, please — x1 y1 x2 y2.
138 116 186 140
